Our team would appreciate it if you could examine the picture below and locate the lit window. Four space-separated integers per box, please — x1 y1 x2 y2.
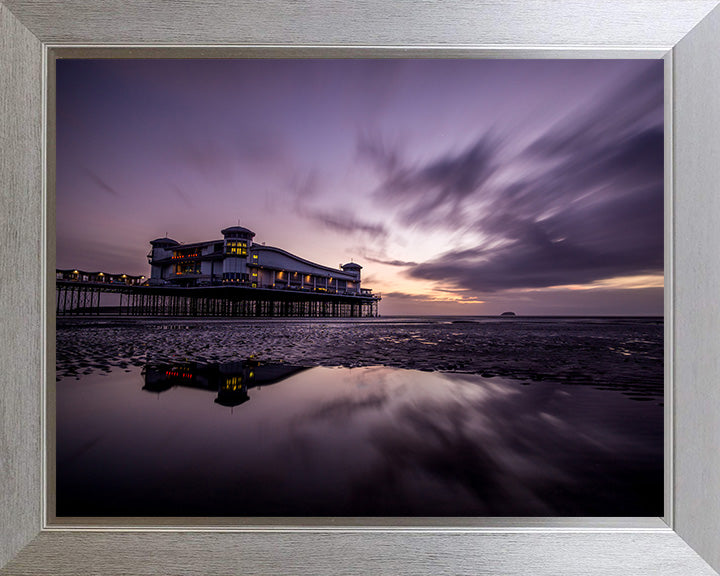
226 240 248 256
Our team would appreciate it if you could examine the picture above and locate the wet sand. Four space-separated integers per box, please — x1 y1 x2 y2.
56 316 663 400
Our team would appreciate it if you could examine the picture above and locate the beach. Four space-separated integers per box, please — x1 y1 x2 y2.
56 316 663 400
55 316 664 517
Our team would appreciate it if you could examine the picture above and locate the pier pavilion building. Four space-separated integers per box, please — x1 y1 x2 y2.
148 225 368 296
56 225 379 317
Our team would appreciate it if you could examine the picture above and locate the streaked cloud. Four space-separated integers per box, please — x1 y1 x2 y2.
84 169 120 197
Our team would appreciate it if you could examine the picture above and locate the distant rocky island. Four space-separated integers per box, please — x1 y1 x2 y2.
500 311 516 316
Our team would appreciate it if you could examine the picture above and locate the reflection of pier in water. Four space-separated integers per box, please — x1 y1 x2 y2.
142 360 309 408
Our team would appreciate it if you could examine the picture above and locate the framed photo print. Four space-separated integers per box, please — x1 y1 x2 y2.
1 1 720 575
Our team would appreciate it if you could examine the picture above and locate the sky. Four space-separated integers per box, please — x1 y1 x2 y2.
56 59 664 316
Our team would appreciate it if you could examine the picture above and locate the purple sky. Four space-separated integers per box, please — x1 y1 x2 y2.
56 59 664 316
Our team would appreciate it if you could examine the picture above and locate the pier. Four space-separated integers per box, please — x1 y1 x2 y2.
55 280 380 318
57 225 381 317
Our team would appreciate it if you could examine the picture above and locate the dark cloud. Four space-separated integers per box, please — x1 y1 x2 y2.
170 184 194 208
382 291 432 301
363 256 418 267
360 133 498 227
527 63 663 160
174 139 236 181
357 132 401 174
290 171 320 202
410 184 663 292
172 130 286 185
380 291 484 305
289 171 389 239
84 169 119 197
377 61 666 293
302 210 388 239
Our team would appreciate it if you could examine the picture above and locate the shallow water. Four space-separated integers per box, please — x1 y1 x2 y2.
56 361 663 517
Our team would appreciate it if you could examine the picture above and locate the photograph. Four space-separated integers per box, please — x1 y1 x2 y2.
55 58 664 518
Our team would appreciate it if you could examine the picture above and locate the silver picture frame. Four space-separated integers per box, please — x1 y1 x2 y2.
2 1 719 574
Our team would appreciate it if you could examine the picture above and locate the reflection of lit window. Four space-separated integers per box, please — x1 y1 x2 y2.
223 376 243 391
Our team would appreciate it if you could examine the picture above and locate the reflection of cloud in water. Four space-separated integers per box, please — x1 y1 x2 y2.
56 365 662 517
358 376 571 515
278 368 662 515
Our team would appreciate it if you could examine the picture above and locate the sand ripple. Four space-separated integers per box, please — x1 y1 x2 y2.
55 317 663 400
